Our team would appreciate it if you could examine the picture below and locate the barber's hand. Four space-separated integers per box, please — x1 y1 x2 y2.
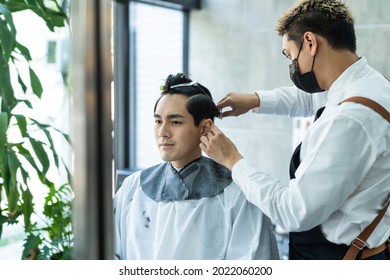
200 124 243 170
217 92 260 118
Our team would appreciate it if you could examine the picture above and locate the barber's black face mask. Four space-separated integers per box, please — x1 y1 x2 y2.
289 40 324 93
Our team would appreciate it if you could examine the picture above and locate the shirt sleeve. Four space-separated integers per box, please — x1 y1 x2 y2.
254 86 327 117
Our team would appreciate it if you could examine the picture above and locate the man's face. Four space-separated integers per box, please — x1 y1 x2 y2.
282 34 298 61
282 34 312 75
154 94 203 168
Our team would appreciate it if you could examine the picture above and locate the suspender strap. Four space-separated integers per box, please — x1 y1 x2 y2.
340 96 390 122
343 200 389 260
340 96 390 260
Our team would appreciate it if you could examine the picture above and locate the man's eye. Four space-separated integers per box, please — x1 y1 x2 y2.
155 120 162 124
282 50 291 59
172 121 182 125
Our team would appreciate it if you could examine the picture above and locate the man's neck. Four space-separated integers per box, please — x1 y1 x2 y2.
320 50 359 90
171 155 203 170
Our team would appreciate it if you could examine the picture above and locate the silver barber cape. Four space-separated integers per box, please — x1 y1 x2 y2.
113 156 279 260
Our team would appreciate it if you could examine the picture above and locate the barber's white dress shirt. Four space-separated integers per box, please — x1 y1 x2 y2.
233 57 390 248
114 171 280 260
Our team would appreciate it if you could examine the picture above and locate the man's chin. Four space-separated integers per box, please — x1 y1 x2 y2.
160 153 174 163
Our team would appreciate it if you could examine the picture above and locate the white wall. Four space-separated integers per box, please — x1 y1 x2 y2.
188 0 390 186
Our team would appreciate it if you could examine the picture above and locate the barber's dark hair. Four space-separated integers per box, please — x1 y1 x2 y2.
276 0 356 52
154 73 220 126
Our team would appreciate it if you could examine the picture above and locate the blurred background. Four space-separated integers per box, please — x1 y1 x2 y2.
0 0 389 260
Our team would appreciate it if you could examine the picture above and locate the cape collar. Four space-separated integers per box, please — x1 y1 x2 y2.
140 156 232 201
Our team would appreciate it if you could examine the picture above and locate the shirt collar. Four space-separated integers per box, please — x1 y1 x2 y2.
327 56 369 105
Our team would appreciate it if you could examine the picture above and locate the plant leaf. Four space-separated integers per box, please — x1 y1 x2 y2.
0 48 16 108
16 42 32 61
30 118 72 145
17 71 28 93
13 114 28 138
29 137 50 175
0 18 14 61
0 113 8 184
0 146 10 195
22 232 41 260
0 4 16 60
21 187 34 231
13 143 46 184
19 99 33 109
0 4 11 15
1 1 30 13
39 127 59 168
46 11 65 29
6 149 21 214
0 112 8 158
29 66 43 98
0 213 8 239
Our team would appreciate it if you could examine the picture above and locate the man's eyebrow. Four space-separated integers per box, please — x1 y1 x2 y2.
153 113 186 119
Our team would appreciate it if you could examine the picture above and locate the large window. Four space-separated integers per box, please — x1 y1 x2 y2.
132 2 184 168
113 0 199 189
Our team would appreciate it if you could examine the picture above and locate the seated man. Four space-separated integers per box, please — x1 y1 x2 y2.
113 73 279 260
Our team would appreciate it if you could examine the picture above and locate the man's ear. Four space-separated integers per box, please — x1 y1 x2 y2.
303 31 318 56
200 119 213 136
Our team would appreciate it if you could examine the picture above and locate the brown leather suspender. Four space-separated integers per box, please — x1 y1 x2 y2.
339 96 390 260
341 96 390 122
343 200 389 260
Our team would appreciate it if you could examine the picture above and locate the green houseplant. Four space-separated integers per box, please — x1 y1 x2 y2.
0 0 73 259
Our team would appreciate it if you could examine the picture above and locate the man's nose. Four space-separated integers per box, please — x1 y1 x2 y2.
158 122 171 137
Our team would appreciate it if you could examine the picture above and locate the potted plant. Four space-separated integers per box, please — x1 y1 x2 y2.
0 0 73 259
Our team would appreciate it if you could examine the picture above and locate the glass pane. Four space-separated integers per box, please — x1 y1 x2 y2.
132 3 184 168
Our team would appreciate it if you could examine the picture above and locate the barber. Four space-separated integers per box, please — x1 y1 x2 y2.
200 0 390 260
